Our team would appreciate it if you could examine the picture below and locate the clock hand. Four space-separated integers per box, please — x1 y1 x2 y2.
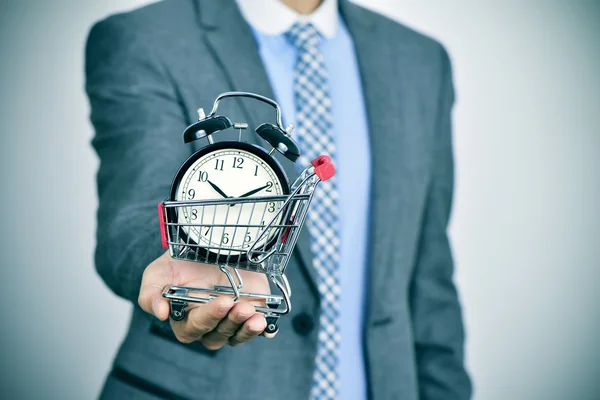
238 184 270 198
206 180 230 198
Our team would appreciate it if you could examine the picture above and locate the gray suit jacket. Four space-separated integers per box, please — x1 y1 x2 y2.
85 0 471 399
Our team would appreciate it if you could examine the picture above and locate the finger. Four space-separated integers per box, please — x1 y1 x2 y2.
262 330 278 339
138 252 173 320
150 292 171 321
171 296 234 344
229 313 267 346
201 302 257 350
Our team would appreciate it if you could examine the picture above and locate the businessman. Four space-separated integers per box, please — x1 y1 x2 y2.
86 0 471 398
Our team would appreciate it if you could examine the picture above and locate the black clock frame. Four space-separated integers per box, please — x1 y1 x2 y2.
168 141 291 265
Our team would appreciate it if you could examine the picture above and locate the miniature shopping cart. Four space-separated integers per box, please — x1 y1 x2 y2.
158 156 335 334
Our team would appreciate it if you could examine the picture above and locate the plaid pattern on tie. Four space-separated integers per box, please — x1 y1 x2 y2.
285 22 340 400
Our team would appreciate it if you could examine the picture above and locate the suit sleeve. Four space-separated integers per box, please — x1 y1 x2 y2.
409 45 472 400
85 16 189 304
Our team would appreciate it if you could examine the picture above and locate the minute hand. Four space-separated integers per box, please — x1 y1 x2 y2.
238 184 270 198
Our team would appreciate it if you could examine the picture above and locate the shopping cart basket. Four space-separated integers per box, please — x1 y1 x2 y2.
158 155 335 334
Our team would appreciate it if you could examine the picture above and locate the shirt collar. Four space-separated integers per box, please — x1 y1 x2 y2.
236 0 338 39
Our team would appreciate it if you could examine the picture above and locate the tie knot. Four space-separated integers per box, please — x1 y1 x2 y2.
285 22 322 50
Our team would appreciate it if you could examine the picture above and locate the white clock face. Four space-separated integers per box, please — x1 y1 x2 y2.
174 147 286 257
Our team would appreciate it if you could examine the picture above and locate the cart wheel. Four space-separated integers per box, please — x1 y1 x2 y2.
170 301 188 321
264 316 279 335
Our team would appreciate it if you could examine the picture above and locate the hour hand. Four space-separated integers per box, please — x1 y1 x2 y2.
206 180 230 198
238 184 269 198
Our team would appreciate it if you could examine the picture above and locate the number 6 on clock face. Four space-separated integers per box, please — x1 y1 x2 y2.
169 141 290 262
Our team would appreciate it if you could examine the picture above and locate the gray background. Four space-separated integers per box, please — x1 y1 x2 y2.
1 0 599 399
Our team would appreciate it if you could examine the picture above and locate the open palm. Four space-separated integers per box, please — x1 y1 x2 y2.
138 251 272 349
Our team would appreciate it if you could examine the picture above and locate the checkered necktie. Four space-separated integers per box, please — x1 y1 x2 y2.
286 22 340 400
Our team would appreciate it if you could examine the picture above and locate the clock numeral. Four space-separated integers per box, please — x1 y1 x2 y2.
203 227 211 236
188 188 195 199
243 232 252 248
198 171 208 182
232 157 244 169
190 209 198 220
214 159 224 171
267 202 276 213
265 181 273 193
221 232 230 245
254 165 258 176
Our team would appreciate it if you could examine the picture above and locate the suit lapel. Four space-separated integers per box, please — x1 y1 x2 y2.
196 0 275 135
341 1 425 321
195 0 318 292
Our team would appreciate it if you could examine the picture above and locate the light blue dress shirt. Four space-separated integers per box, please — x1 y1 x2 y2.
248 17 372 400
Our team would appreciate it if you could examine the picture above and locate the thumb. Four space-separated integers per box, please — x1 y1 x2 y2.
138 251 173 321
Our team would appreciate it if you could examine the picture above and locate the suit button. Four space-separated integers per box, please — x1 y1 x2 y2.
292 313 314 336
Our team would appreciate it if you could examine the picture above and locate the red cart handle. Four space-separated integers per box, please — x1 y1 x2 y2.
158 202 168 249
311 155 335 181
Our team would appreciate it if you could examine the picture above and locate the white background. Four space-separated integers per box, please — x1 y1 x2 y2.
0 1 598 399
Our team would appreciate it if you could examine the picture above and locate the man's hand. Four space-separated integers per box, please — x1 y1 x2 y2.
138 251 271 349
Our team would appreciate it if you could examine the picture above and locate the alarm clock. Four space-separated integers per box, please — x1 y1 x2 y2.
167 92 300 264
